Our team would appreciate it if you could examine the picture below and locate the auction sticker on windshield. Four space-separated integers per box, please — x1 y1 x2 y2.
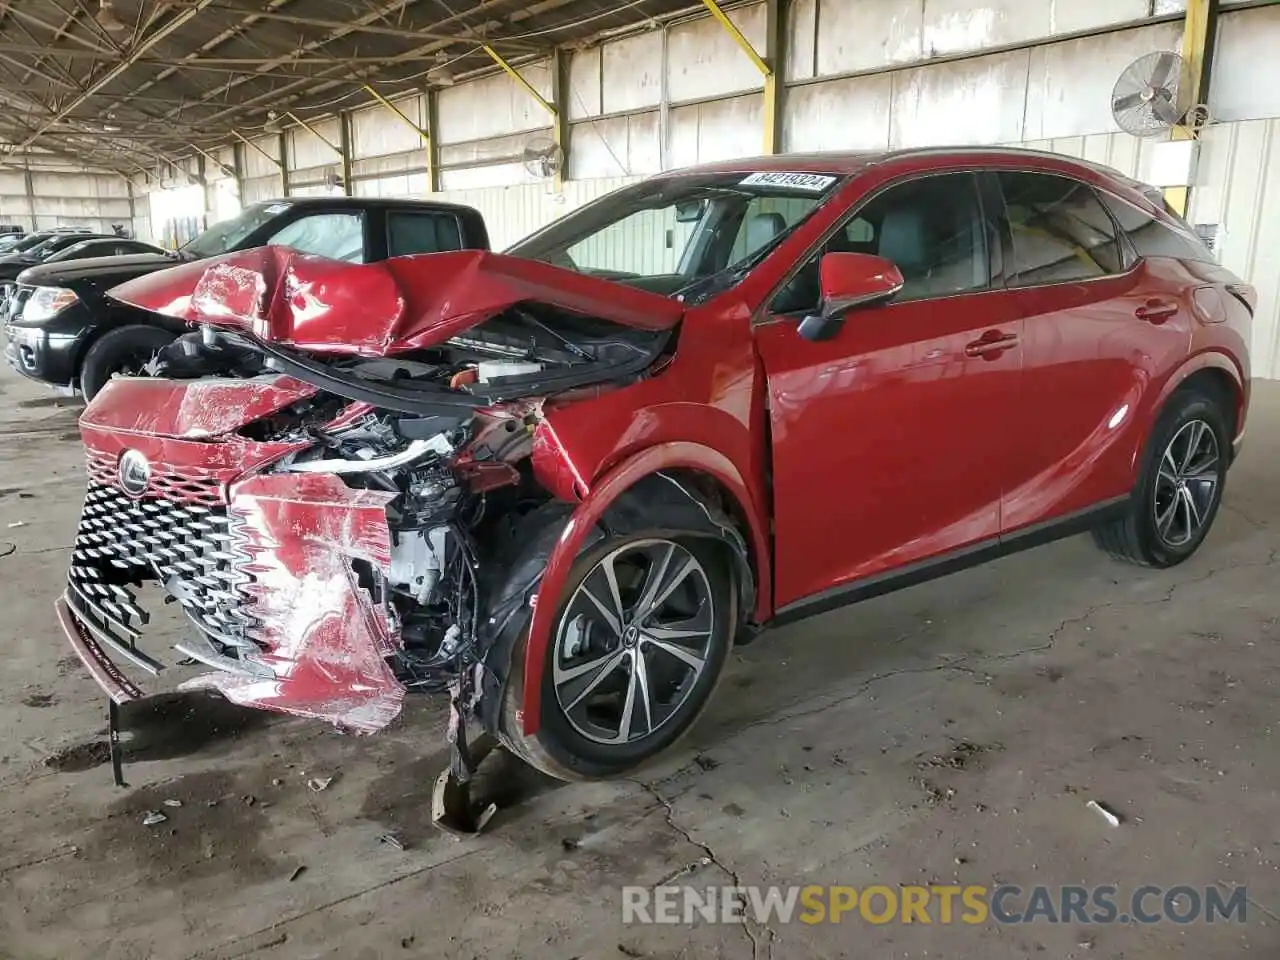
739 171 837 191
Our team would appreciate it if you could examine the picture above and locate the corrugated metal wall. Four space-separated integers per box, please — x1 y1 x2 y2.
1189 119 1280 379
437 176 641 250
0 167 133 234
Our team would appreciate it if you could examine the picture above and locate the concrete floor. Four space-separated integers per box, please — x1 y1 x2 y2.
1 366 1278 960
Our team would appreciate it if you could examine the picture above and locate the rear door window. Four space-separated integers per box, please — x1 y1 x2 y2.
997 172 1123 285
269 212 366 263
387 211 464 257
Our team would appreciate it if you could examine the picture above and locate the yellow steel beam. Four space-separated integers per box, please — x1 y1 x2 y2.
232 129 282 168
363 84 431 142
363 84 436 194
700 0 770 77
702 0 779 153
1165 0 1218 216
483 44 556 116
188 142 236 179
286 111 344 158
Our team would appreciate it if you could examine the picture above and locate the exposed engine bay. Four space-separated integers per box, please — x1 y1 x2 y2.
140 301 674 696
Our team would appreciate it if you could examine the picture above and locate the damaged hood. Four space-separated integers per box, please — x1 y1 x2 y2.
108 246 684 357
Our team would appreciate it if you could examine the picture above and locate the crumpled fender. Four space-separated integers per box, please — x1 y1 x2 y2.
486 441 770 738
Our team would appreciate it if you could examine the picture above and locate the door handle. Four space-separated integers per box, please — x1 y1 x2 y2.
1136 299 1179 323
964 331 1018 358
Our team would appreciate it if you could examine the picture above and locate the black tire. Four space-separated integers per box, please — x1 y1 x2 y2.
80 325 175 401
1092 388 1229 568
500 533 736 782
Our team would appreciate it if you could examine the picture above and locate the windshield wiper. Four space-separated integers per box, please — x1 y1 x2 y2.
514 308 592 361
676 225 799 305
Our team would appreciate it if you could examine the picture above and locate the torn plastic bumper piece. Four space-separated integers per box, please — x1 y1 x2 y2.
57 594 140 787
54 471 409 734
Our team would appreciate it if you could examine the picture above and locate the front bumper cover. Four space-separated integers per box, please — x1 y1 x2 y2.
56 463 409 734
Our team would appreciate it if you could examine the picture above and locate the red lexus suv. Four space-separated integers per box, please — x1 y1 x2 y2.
58 148 1252 786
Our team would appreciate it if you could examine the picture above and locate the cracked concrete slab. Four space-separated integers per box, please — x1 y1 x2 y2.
0 367 1278 960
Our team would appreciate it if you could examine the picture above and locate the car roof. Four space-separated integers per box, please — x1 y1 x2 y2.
657 146 1135 184
247 196 481 215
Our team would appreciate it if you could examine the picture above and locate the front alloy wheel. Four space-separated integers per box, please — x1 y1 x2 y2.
553 539 716 745
503 534 734 781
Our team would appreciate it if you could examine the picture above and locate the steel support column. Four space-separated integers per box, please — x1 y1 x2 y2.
22 166 35 230
338 112 354 196
763 0 787 155
425 88 440 194
1165 0 1219 216
550 47 569 191
279 131 291 197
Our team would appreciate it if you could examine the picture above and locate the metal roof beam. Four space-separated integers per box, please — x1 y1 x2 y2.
11 0 218 151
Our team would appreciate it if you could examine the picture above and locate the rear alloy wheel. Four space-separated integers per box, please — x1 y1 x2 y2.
1152 419 1220 549
1093 389 1228 568
502 535 734 781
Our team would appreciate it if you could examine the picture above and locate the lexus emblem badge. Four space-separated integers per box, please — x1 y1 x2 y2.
118 449 151 498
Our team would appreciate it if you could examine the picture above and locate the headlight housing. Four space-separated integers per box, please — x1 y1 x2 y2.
22 286 79 323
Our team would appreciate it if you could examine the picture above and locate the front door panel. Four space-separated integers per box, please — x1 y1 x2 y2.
756 293 1020 610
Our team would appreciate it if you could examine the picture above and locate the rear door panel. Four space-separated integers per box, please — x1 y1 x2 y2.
994 171 1193 531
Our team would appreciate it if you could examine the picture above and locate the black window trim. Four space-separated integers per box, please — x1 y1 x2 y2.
756 168 995 324
990 169 1139 292
383 207 467 260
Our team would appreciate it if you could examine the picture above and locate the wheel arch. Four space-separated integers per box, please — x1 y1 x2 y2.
479 442 772 739
1153 351 1246 457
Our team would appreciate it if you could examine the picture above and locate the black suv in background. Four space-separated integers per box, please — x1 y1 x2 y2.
4 196 490 399
0 231 118 287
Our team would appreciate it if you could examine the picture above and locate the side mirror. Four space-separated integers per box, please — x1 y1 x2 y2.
674 200 706 223
797 252 904 342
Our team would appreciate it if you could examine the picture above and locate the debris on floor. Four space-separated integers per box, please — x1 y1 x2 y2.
141 811 168 827
658 856 712 885
1086 799 1122 827
307 776 334 792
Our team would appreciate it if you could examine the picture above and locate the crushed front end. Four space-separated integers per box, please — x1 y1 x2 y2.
57 247 685 803
59 375 423 732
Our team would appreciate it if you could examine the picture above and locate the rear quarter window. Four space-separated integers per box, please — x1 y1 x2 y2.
387 211 464 257
1096 192 1215 265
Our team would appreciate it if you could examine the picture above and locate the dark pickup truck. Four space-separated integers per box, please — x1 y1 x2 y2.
4 196 490 399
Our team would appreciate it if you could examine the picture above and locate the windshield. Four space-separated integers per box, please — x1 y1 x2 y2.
506 171 843 300
45 240 115 262
8 234 49 253
182 201 291 259
25 237 61 258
